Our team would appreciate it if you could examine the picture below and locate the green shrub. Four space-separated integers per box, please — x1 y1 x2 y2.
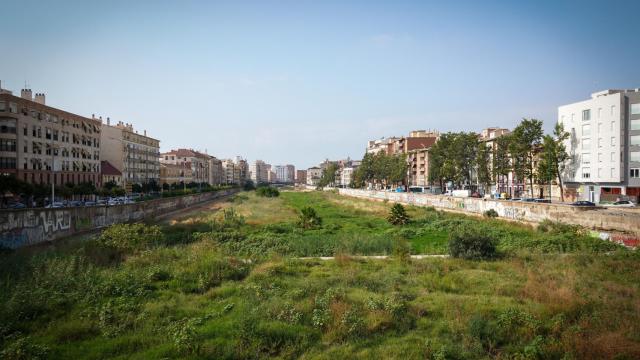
98 223 164 251
0 336 49 360
388 203 410 225
298 207 322 229
483 209 499 218
256 186 280 197
448 225 498 260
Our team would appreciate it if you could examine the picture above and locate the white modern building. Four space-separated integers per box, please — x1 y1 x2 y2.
274 164 295 183
558 89 640 203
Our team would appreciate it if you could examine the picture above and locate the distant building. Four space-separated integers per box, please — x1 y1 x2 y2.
295 169 307 184
274 164 295 183
306 167 322 186
221 157 248 185
559 89 640 203
101 120 160 187
159 162 192 186
340 167 355 187
101 160 122 187
209 157 223 186
250 160 270 184
160 149 211 185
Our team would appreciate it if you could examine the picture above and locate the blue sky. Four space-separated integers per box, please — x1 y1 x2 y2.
2 0 639 168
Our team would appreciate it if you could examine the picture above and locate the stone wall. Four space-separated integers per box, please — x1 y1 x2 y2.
339 189 640 237
0 189 238 249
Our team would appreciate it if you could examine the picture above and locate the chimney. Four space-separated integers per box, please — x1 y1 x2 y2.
107 117 110 125
34 93 46 105
92 114 95 119
144 130 147 136
21 89 33 101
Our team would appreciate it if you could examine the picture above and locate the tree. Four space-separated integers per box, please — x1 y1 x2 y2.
298 207 322 229
476 143 492 194
510 119 543 197
318 163 339 189
492 135 512 196
351 152 375 188
428 132 478 190
387 203 410 225
537 122 570 201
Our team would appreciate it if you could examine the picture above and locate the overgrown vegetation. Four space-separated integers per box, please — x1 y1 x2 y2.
0 190 638 359
256 186 280 197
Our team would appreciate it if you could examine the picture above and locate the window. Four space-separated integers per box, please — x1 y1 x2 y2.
582 109 591 121
571 113 575 122
598 138 603 148
598 108 602 118
0 119 16 134
0 139 16 152
582 124 591 136
0 101 5 111
611 105 616 115
598 153 603 162
631 135 640 146
611 168 616 178
582 138 591 149
611 121 616 131
597 168 602 177
631 103 640 115
611 137 616 146
582 168 591 179
582 153 591 164
597 122 602 133
611 152 616 162
631 169 640 178
9 102 17 113
631 152 640 162
632 120 640 131
0 157 17 169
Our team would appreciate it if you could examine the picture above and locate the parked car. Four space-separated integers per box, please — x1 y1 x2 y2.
68 200 83 207
45 202 65 208
84 201 97 207
609 200 636 208
534 199 551 204
521 198 536 202
7 202 27 209
470 192 482 198
570 200 596 207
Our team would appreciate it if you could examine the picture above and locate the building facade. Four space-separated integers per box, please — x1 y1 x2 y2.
209 157 223 186
101 121 160 187
559 89 640 203
0 87 102 187
306 167 322 186
274 164 295 183
250 160 270 184
295 169 307 185
159 149 210 185
101 160 123 186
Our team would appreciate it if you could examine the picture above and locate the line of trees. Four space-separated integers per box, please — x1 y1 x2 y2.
427 118 570 200
351 152 407 189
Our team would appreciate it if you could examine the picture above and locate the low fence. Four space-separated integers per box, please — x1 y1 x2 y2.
0 189 238 249
338 189 640 239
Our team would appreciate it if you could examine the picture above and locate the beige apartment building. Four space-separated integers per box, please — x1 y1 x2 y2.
0 86 102 187
159 162 193 186
100 120 160 188
160 149 210 184
209 157 223 186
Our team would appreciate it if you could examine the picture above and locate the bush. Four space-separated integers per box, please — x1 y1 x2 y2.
448 225 498 260
298 207 322 229
0 336 50 360
388 203 410 225
483 209 499 218
256 186 280 197
98 223 164 251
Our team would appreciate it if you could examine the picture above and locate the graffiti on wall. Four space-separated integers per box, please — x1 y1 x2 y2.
0 210 72 249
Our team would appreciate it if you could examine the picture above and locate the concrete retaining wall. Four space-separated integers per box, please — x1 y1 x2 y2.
339 189 640 238
0 189 238 249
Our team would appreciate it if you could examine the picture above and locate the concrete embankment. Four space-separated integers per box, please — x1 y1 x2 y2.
0 189 239 249
338 188 640 247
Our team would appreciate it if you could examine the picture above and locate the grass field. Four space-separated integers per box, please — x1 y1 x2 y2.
1 190 639 359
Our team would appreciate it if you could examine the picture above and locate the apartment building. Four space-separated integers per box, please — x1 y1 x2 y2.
250 160 270 184
295 169 307 184
209 157 223 186
159 149 210 184
159 162 193 186
559 89 640 203
0 85 102 187
274 164 295 183
306 167 322 186
404 131 439 187
101 120 160 187
221 157 248 185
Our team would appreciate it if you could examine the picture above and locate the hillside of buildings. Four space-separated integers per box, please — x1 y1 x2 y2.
1 190 639 359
